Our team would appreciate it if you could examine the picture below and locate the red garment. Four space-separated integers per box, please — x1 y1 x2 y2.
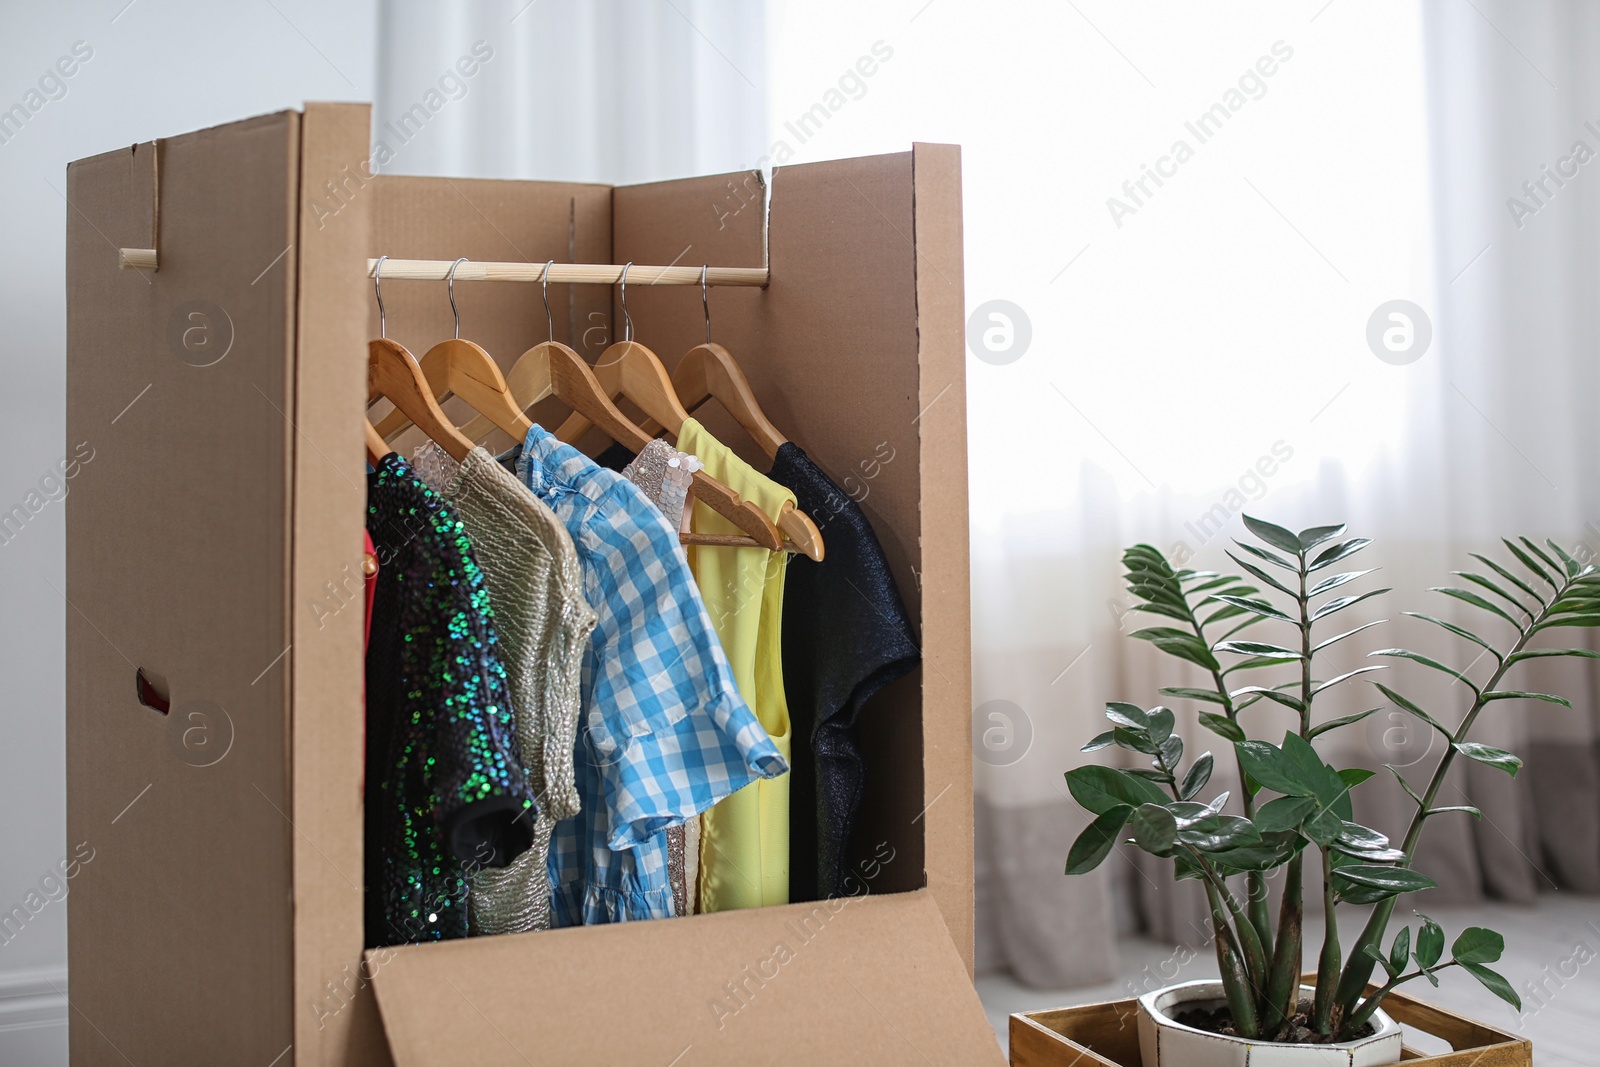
364 529 378 649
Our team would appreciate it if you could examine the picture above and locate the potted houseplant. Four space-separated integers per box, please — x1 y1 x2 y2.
1060 517 1593 1066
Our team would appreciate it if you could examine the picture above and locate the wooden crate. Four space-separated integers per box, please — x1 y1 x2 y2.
1009 984 1531 1067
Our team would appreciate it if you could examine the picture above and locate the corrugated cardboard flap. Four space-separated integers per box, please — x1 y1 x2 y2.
367 888 1002 1065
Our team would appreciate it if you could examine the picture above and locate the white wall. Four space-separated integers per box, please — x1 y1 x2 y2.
0 2 375 1058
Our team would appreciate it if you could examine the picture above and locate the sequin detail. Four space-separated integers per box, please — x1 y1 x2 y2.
365 452 538 947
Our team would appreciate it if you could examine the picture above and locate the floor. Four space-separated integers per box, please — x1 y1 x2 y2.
976 893 1600 1066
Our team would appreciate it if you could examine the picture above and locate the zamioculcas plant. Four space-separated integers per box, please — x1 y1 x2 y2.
1064 517 1598 1048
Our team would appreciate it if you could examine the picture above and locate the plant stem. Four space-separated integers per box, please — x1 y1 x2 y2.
1186 590 1273 954
1334 586 1559 1023
1207 881 1261 1039
1311 847 1340 1034
1344 963 1455 1033
1259 852 1304 1037
1184 844 1268 987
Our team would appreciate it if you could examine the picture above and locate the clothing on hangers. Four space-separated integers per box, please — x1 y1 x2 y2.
514 425 787 924
676 417 797 913
364 452 538 947
612 437 705 916
767 442 921 901
412 443 598 935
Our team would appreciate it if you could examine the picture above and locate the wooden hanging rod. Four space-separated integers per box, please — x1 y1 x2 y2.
117 250 767 286
365 259 768 286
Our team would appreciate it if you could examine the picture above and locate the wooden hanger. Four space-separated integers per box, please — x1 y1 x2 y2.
374 260 532 443
365 419 389 466
486 262 784 551
368 339 475 463
365 257 474 464
664 268 824 561
672 341 788 458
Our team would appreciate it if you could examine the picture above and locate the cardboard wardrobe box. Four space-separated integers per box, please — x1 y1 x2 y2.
65 102 997 1066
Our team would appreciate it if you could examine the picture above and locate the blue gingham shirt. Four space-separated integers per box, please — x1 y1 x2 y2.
516 426 787 924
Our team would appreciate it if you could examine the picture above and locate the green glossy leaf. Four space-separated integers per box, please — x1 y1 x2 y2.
1309 538 1373 572
1414 913 1444 969
1158 687 1228 705
1114 727 1159 755
1281 731 1347 807
1066 806 1132 874
1243 515 1304 554
1432 586 1522 630
1124 767 1176 783
1198 712 1247 743
1172 851 1206 882
1081 730 1117 752
1481 690 1572 707
1215 640 1301 660
1504 646 1600 662
1334 864 1438 894
1105 702 1151 729
1503 537 1558 591
1388 764 1427 808
1469 553 1545 608
1452 571 1534 615
1130 803 1178 854
1131 602 1191 623
1520 538 1565 587
1374 683 1453 738
1546 539 1582 578
1307 568 1377 597
1460 961 1521 1010
1298 523 1347 549
1221 654 1297 676
1426 804 1482 819
1401 612 1502 663
1390 926 1412 977
1152 637 1223 671
1312 619 1388 653
1254 795 1318 832
1339 767 1378 789
1333 842 1406 862
1370 649 1479 696
1179 814 1262 852
1337 822 1390 850
1208 830 1305 872
1146 707 1176 745
1128 626 1195 644
1451 927 1505 964
1228 686 1306 713
1309 587 1390 622
1235 740 1315 797
1226 552 1299 596
1532 613 1600 634
1304 805 1343 845
1312 666 1387 696
1179 752 1214 801
1363 941 1396 978
1064 766 1168 815
1159 735 1184 768
1210 594 1296 624
1452 741 1522 776
1232 540 1297 571
1308 707 1381 739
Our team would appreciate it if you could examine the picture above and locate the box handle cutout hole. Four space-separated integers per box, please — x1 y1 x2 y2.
135 668 170 715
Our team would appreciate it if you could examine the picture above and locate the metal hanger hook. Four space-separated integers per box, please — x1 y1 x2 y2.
540 260 555 343
700 264 711 344
447 257 468 340
373 255 388 339
619 261 634 343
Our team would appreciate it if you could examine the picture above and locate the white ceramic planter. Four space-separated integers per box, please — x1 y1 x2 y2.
1136 981 1403 1067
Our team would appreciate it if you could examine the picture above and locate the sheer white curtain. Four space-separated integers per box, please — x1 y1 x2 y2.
373 0 765 183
